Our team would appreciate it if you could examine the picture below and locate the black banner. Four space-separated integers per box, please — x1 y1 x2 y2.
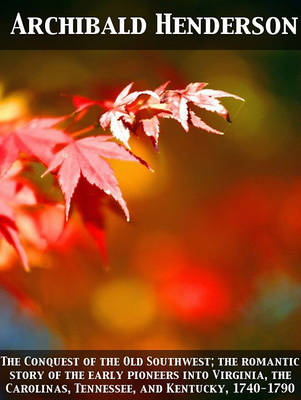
0 0 300 49
0 351 300 399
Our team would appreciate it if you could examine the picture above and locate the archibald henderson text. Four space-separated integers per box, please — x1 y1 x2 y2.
10 13 298 36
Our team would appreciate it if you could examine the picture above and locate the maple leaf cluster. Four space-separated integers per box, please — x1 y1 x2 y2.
0 82 243 269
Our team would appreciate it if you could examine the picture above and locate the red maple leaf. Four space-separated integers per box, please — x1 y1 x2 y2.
72 83 169 148
0 79 245 276
74 179 107 263
0 174 37 270
72 95 102 114
43 135 150 221
131 82 172 148
99 83 159 147
0 118 69 177
162 82 244 133
71 95 103 122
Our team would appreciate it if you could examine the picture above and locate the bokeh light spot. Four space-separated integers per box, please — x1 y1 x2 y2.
159 267 230 324
92 277 156 334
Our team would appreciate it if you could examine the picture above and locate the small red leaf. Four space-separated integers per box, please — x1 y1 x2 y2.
162 82 244 132
99 84 159 147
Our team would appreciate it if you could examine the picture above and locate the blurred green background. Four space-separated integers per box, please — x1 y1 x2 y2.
0 50 300 350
